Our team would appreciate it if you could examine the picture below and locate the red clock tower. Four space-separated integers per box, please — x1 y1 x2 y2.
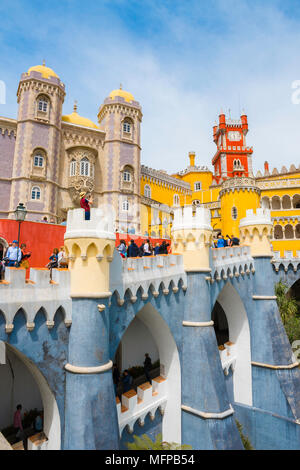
212 111 253 185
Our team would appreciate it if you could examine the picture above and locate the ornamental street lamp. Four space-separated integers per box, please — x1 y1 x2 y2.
14 202 27 249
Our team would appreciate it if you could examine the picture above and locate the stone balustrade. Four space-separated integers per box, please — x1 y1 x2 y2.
0 267 72 333
209 245 254 282
110 252 187 302
116 376 167 436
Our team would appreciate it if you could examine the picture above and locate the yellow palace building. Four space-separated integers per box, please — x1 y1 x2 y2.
140 111 300 258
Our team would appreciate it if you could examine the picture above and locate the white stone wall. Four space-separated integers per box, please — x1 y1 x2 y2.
0 345 42 430
120 317 159 370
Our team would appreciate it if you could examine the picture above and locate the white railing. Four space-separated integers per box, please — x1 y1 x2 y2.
116 376 167 436
210 245 254 281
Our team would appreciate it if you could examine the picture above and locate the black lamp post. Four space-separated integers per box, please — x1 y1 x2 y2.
14 203 27 249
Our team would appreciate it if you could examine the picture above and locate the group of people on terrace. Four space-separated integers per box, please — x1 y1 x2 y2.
213 233 240 249
118 239 170 258
112 353 153 397
0 241 31 279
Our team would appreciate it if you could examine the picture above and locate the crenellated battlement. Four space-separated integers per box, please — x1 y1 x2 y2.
64 208 116 297
171 205 213 272
209 245 255 282
0 267 71 333
110 252 187 303
239 208 273 257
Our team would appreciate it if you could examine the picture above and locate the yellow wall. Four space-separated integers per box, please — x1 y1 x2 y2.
220 189 260 238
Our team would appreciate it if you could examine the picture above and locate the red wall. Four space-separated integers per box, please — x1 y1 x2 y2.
0 219 171 268
0 219 65 268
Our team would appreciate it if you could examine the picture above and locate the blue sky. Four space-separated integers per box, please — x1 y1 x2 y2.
1 0 300 173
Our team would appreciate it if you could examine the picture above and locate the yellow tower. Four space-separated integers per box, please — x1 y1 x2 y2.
171 205 213 272
219 177 260 237
64 208 116 298
239 208 273 257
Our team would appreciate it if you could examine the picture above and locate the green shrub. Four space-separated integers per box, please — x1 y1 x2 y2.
126 433 192 450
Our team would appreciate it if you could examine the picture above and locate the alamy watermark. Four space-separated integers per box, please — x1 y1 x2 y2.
0 80 6 104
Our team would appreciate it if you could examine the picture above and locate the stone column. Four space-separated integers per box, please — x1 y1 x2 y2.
172 206 243 449
63 208 119 449
238 209 300 428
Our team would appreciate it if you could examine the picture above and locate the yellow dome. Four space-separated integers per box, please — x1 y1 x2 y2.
27 64 59 79
62 105 99 129
109 87 135 103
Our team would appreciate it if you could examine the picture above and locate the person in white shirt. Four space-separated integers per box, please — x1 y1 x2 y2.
5 241 22 267
143 239 152 256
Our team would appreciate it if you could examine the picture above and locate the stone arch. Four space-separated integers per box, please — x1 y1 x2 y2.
112 302 181 444
292 194 300 209
0 236 8 260
261 196 270 209
3 343 61 449
272 196 281 210
86 242 97 258
212 282 252 406
284 224 294 239
274 225 284 239
282 195 292 210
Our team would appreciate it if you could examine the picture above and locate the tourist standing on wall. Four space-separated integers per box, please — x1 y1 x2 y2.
143 239 152 256
118 240 127 258
80 192 93 220
20 243 31 269
5 240 22 267
127 239 139 258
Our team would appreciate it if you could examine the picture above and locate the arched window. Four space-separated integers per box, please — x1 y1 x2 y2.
295 224 300 239
122 200 129 211
261 197 270 209
173 194 180 206
285 224 294 239
293 194 300 209
231 206 238 220
70 160 76 176
123 121 131 133
80 157 90 176
282 195 291 210
31 186 41 200
123 118 133 135
144 184 151 198
194 182 202 191
34 154 44 167
274 225 283 239
123 171 131 182
271 196 281 210
37 95 49 113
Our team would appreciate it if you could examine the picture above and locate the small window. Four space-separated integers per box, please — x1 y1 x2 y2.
173 194 180 206
122 200 129 211
194 182 202 191
70 160 76 176
80 157 90 176
34 155 44 167
232 206 238 220
123 122 131 133
38 97 48 112
123 171 131 182
32 186 41 200
144 184 151 198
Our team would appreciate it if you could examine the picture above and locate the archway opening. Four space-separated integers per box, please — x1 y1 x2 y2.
289 279 300 316
112 303 181 447
0 342 61 450
212 282 252 406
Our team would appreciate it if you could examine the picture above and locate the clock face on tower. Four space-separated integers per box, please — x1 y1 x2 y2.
227 131 241 141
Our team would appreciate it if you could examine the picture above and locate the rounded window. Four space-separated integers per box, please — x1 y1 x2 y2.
31 186 41 200
34 154 44 167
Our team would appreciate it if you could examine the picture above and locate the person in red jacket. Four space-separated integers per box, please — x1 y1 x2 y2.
80 192 93 220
